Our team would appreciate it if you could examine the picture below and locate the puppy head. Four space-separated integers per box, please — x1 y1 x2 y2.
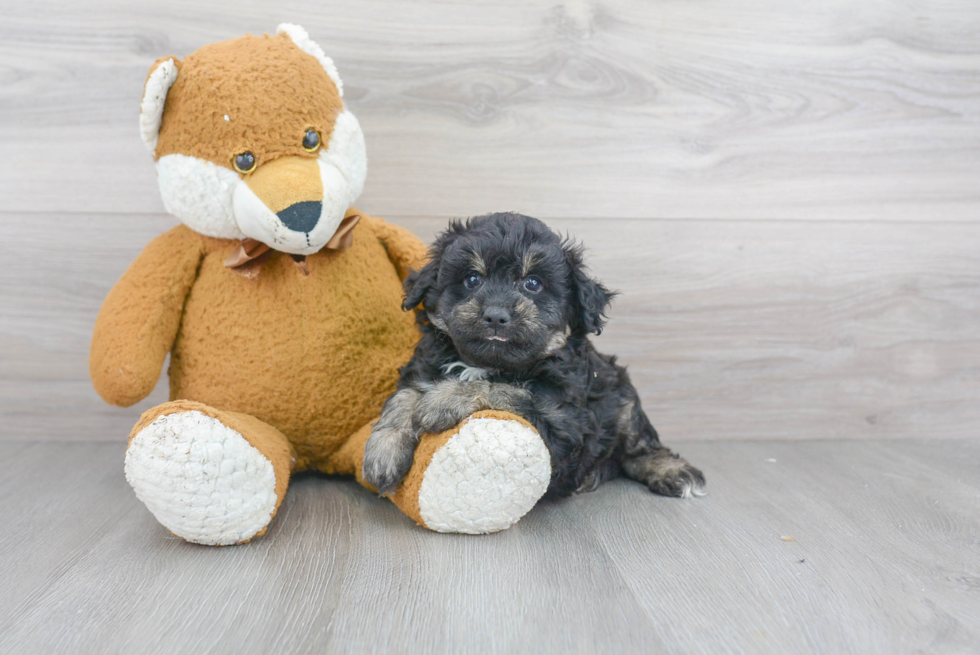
404 213 614 371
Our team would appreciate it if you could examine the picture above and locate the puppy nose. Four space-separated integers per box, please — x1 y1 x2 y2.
483 307 510 326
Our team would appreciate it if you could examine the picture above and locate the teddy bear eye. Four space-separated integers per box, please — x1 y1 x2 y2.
523 276 543 293
233 151 256 174
302 129 321 152
464 273 483 290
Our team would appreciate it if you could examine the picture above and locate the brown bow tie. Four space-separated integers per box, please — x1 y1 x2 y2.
223 213 361 279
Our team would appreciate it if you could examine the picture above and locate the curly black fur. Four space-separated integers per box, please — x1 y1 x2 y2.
363 212 705 499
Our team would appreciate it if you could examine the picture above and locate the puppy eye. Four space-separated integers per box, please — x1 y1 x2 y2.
302 129 321 152
464 273 483 290
233 151 256 174
523 276 543 293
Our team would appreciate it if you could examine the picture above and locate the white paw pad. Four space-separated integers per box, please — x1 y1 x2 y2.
125 410 278 545
418 418 551 534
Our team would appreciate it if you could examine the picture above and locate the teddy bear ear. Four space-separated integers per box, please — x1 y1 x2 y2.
276 23 344 98
139 56 180 154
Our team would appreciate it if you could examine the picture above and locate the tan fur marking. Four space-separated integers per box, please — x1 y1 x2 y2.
244 156 323 213
468 251 487 276
513 296 542 328
454 298 482 322
617 400 637 443
543 329 568 355
648 456 690 476
521 250 541 277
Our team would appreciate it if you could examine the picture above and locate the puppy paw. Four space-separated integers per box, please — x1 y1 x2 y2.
623 451 706 499
648 461 706 498
363 427 417 495
575 460 620 493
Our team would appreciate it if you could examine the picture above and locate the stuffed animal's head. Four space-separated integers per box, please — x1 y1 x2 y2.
140 24 366 255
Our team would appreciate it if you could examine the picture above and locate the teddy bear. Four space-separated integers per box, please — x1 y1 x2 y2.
90 24 551 545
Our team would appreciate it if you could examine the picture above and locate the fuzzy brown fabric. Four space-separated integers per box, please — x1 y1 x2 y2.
322 419 376 488
151 32 343 170
244 155 322 213
90 226 205 407
92 210 427 472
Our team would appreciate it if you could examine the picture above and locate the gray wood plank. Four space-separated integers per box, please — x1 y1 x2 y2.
0 439 977 654
3 213 978 442
1 0 978 220
0 443 137 631
572 439 980 653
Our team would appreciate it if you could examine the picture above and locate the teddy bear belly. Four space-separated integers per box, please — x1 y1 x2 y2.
167 245 418 469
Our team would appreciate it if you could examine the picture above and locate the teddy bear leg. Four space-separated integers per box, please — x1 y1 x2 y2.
337 410 551 534
124 400 294 546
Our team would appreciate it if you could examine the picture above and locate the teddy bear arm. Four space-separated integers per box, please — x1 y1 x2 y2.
90 226 205 407
357 210 429 281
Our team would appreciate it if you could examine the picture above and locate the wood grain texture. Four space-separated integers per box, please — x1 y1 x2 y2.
0 439 977 654
2 213 977 442
0 0 978 220
3 3 978 653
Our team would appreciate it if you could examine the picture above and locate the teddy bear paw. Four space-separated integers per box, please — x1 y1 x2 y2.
414 415 551 534
125 410 279 545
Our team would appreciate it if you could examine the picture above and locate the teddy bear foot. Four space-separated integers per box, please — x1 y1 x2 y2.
125 401 293 546
388 411 552 534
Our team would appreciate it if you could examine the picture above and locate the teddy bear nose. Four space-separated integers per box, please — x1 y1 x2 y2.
277 201 322 233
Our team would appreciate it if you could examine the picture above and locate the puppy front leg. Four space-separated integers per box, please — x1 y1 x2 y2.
363 388 422 494
617 400 706 499
411 381 530 435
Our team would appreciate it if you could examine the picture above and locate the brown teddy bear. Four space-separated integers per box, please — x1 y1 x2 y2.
91 25 551 545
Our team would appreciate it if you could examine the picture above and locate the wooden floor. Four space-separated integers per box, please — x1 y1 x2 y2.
3 1 980 653
1 439 977 654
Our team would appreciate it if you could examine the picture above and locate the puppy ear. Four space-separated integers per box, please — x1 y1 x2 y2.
402 218 470 312
402 258 438 311
564 242 615 335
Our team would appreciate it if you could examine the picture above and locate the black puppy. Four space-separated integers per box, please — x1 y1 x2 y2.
363 212 705 500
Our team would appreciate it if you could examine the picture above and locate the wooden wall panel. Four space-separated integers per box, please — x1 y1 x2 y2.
2 213 977 442
1 1 977 442
0 0 977 220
